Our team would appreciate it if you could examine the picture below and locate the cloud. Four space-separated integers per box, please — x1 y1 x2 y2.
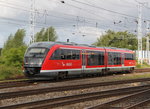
0 0 149 48
56 26 105 44
36 0 58 11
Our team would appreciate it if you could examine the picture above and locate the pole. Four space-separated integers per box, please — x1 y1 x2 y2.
48 27 49 41
30 0 35 43
146 21 150 64
137 3 143 64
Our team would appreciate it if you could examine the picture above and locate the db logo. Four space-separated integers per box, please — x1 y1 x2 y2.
61 62 72 66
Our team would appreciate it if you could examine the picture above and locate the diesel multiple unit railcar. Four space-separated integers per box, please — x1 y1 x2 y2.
23 42 136 79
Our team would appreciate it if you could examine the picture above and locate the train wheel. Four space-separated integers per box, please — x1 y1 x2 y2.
130 68 135 73
57 72 68 80
101 69 106 76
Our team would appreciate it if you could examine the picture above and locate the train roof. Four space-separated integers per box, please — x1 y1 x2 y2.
29 41 96 48
29 41 133 52
29 42 56 49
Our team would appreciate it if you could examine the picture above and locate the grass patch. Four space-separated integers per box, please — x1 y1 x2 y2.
102 72 150 83
0 65 23 80
136 61 150 68
118 73 150 80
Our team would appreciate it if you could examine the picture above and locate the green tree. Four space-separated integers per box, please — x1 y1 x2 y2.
0 48 2 56
1 29 27 67
2 29 26 52
94 30 138 50
12 29 26 47
35 27 58 42
142 33 150 50
2 34 13 51
3 46 27 67
142 37 146 50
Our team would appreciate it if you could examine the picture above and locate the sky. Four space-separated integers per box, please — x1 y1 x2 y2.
0 0 150 48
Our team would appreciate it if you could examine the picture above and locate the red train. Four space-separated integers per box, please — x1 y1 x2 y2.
23 42 136 79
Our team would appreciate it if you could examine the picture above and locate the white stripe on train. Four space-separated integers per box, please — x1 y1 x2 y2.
40 66 135 73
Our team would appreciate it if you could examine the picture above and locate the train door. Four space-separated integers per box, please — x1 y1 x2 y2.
82 50 86 73
121 53 124 66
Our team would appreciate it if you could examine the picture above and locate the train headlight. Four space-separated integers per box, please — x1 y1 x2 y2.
24 57 44 66
37 58 44 66
38 61 42 66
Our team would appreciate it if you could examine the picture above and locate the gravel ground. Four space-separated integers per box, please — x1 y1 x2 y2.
1 83 138 106
55 95 129 109
1 72 150 93
0 72 150 108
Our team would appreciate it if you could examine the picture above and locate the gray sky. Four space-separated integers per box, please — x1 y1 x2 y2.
0 0 150 48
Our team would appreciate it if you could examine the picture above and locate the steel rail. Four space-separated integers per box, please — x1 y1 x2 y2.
0 85 149 109
135 68 150 73
125 98 150 109
0 78 150 100
88 89 150 109
0 68 149 89
0 80 31 89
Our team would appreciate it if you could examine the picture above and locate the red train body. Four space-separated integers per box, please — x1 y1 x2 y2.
23 42 136 79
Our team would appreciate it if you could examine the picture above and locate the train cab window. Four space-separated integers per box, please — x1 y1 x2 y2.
87 51 104 66
25 48 48 58
51 48 80 60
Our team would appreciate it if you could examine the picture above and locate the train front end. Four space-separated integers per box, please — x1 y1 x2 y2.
23 42 50 78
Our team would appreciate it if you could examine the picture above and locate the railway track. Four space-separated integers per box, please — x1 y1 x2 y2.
135 68 150 73
0 80 31 89
89 89 150 109
0 73 150 108
0 68 149 89
0 84 149 109
0 77 150 100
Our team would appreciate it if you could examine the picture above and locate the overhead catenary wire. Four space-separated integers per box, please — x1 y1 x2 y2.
0 0 138 20
0 15 137 39
70 0 137 18
0 0 145 32
0 13 137 35
0 0 143 24
0 0 150 23
0 0 148 48
0 0 113 24
0 0 29 9
0 0 148 41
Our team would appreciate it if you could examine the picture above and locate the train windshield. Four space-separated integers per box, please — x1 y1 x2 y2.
24 48 48 66
25 48 48 58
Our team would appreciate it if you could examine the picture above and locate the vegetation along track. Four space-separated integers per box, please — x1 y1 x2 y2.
0 77 150 100
0 68 149 89
0 84 150 109
89 89 150 109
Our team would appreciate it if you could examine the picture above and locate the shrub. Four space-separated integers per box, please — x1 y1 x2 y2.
0 65 23 80
2 46 27 67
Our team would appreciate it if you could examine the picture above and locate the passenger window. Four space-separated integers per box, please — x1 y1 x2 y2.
51 48 80 60
51 49 61 60
61 49 67 59
108 52 121 65
87 51 104 66
125 53 135 60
